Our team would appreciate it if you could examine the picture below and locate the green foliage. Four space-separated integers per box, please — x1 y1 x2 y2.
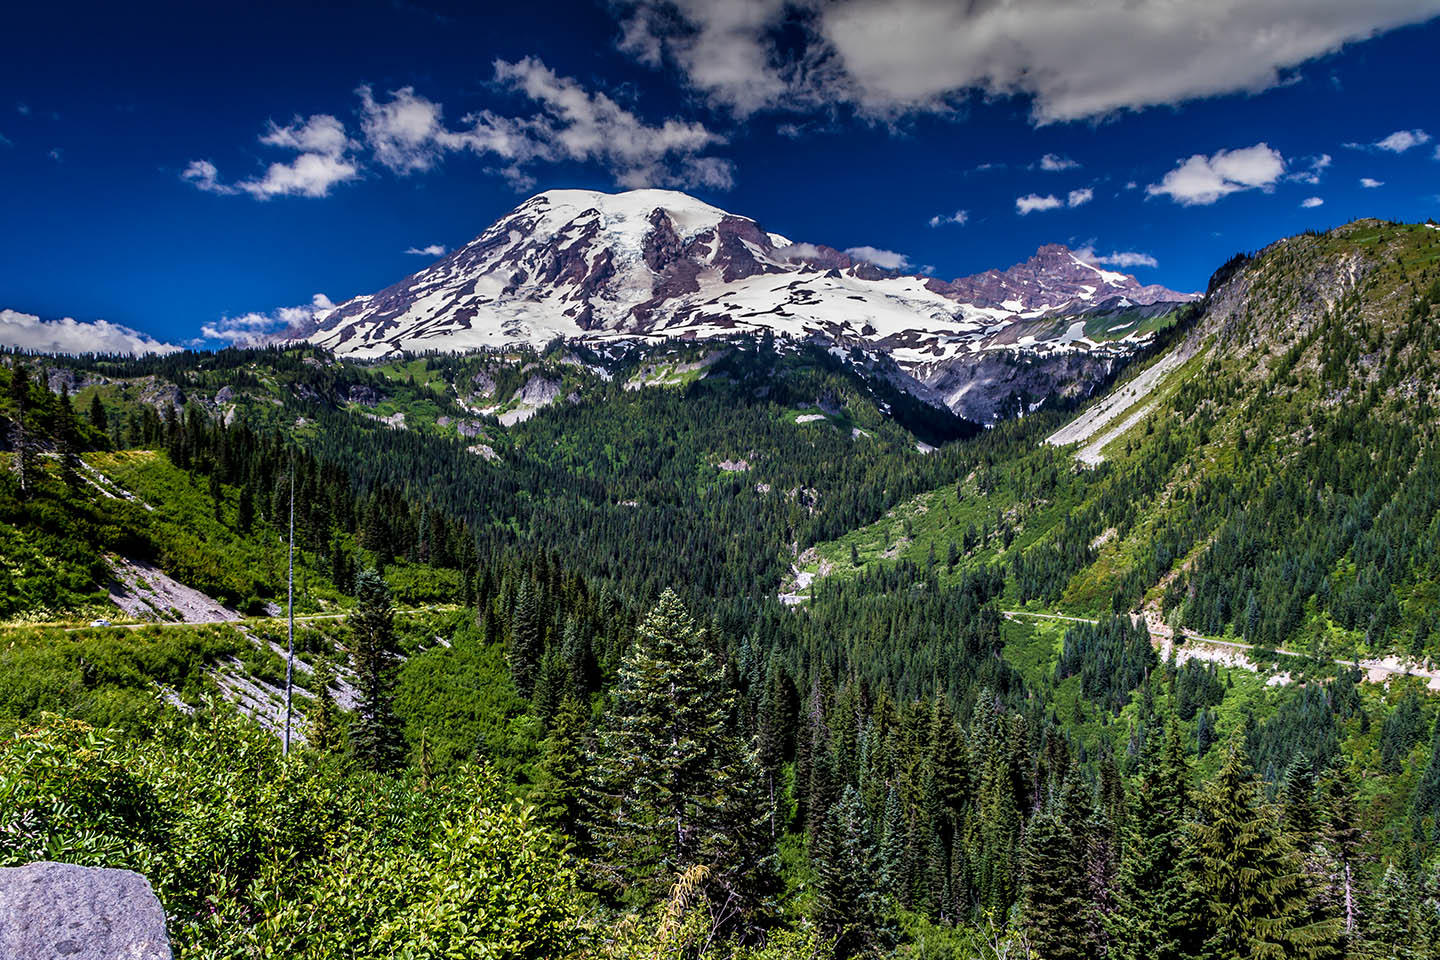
0 712 583 959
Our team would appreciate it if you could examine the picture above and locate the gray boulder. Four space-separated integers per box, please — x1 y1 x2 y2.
0 861 172 960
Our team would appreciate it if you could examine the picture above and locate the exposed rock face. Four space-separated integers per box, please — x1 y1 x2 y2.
294 188 1197 421
0 861 173 960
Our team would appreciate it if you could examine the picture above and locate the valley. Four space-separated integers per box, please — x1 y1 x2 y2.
4 211 1440 959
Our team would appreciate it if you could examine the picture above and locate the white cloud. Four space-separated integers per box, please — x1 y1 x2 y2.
775 242 826 260
1075 247 1159 269
1147 142 1286 206
0 308 180 356
0 133 12 148
1360 177 1384 188
183 113 360 199
1016 193 1063 215
261 114 353 156
844 245 912 270
1376 129 1431 152
405 244 447 256
613 0 1440 123
1039 153 1079 171
1290 153 1331 184
200 293 336 345
16 102 29 116
238 153 360 199
928 209 969 227
1067 187 1093 207
1124 180 1138 190
47 147 62 162
353 60 733 190
1301 196 1324 208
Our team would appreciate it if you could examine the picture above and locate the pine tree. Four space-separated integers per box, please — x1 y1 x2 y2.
1020 777 1100 960
55 385 83 490
237 483 255 535
306 658 343 754
87 392 107 432
879 784 905 900
1188 741 1341 960
1412 713 1440 837
814 784 890 957
1365 864 1415 959
586 588 776 928
532 694 589 834
7 361 36 498
509 577 543 696
348 568 404 772
1109 720 1206 960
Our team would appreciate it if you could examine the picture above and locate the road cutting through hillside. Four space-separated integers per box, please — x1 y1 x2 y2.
1002 609 1440 690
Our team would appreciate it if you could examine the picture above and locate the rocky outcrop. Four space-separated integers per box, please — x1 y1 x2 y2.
0 861 172 960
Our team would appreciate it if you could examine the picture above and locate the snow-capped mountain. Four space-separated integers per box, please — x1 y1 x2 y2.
296 188 1197 421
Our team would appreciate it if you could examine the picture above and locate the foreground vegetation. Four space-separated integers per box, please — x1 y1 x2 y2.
5 219 1440 956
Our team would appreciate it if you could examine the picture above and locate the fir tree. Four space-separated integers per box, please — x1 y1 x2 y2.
1020 777 1100 960
7 361 35 497
1188 741 1341 960
509 577 543 696
87 391 107 432
532 694 589 835
348 568 404 772
306 658 343 754
55 385 83 490
586 589 776 929
814 784 890 957
1109 719 1206 960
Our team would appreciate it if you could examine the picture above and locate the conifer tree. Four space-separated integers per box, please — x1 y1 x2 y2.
306 658 343 754
815 784 890 957
1020 778 1100 960
509 577 543 696
1412 713 1440 837
532 694 589 835
586 588 776 929
1188 741 1341 960
87 392 106 433
7 361 35 497
348 568 404 772
55 385 82 490
1110 719 1205 960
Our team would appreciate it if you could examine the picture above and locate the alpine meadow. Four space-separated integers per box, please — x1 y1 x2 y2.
6 3 1440 958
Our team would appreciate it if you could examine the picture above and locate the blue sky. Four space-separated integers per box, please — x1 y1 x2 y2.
2 0 1439 352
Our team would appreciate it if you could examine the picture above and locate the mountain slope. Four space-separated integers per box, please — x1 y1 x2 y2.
295 188 1197 421
800 218 1440 666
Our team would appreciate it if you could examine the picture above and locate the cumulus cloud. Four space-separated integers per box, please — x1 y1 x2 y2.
1015 189 1091 214
1039 153 1079 171
183 113 360 199
1376 129 1431 152
1075 247 1159 269
353 59 732 190
612 0 1440 123
928 209 969 227
1147 142 1286 206
1301 196 1324 208
200 293 336 345
405 244 447 256
844 245 911 270
1016 193 1063 215
1360 177 1384 188
1290 153 1331 184
0 308 180 356
775 242 827 260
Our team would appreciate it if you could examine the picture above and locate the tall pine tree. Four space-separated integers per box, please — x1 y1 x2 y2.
348 568 404 772
1188 741 1341 960
586 588 776 931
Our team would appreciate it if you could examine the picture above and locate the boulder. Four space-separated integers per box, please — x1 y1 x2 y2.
0 861 172 960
